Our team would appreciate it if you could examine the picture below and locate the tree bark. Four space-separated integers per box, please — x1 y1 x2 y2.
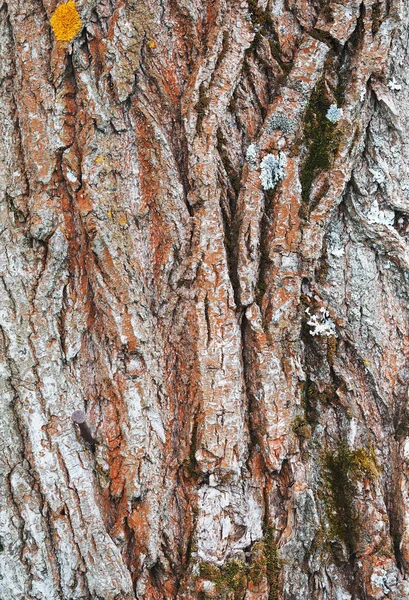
1 0 409 598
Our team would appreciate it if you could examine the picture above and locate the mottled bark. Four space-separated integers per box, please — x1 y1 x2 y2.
1 0 409 598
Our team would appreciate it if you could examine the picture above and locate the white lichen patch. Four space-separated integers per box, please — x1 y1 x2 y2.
306 307 337 337
366 200 395 226
329 246 345 258
369 167 386 185
246 143 259 170
260 152 287 190
387 77 402 91
326 104 343 123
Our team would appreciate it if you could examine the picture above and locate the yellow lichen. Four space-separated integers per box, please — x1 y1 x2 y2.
148 40 156 49
50 1 82 41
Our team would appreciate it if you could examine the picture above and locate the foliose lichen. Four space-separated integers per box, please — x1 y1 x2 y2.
50 1 82 42
266 113 295 134
306 307 337 337
246 143 259 170
366 200 395 226
260 152 287 190
387 77 401 91
325 104 343 123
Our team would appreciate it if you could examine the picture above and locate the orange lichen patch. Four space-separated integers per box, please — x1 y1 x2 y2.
148 40 156 49
50 1 82 41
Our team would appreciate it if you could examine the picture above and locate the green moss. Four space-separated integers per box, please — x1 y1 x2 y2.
324 443 358 551
323 442 379 553
247 541 267 585
302 378 334 425
199 559 247 598
220 560 247 595
300 77 342 216
351 445 379 479
255 281 267 307
198 535 281 598
326 335 337 364
264 527 282 600
199 561 222 581
292 415 312 440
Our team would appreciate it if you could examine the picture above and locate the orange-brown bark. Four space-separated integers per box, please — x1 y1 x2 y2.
1 0 409 598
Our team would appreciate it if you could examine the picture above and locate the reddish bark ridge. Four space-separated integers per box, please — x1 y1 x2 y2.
1 0 409 598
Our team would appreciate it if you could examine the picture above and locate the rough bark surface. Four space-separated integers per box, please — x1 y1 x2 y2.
1 0 409 598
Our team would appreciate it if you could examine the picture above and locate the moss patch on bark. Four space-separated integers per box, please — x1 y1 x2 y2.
198 530 282 599
323 442 379 552
300 77 342 215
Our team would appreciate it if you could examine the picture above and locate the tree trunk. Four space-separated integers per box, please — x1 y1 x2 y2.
1 0 409 598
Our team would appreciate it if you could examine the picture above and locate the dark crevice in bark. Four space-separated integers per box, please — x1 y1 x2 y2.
172 108 194 217
299 75 343 217
203 293 211 345
90 2 116 38
194 82 211 136
240 312 262 469
255 188 274 313
216 127 242 309
55 448 93 598
3 9 31 211
261 484 284 600
385 446 406 573
337 2 366 105
241 53 269 123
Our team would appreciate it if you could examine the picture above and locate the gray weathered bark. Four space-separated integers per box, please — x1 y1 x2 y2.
1 0 409 598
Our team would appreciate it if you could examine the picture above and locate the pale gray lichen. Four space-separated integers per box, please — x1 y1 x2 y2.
326 104 343 123
369 167 386 185
387 77 402 91
366 200 395 226
246 143 259 170
260 152 287 190
306 307 337 337
266 113 295 134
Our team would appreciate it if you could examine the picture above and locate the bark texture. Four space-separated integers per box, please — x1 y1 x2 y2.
1 0 409 598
